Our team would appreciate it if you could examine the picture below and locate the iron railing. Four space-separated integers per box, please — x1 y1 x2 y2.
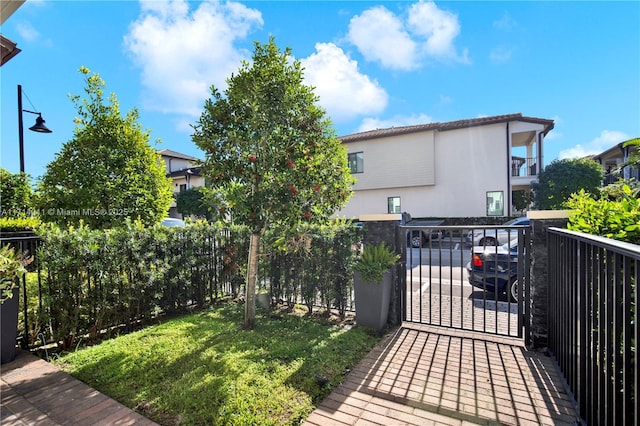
398 225 530 338
548 228 638 425
1 228 360 349
1 231 237 348
1 233 43 348
511 156 538 177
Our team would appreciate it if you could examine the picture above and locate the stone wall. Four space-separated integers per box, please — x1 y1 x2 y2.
411 217 522 226
359 217 403 327
528 216 569 349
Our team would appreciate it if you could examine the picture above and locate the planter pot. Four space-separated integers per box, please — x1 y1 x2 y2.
353 270 393 331
256 293 270 309
1 287 20 364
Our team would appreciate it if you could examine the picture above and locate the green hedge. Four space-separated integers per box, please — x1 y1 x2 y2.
35 221 244 348
0 217 41 233
263 220 363 317
566 184 640 244
19 219 362 348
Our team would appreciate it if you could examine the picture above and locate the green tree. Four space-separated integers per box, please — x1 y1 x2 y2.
532 158 602 210
512 189 532 212
36 67 173 228
175 187 211 218
192 38 354 328
601 177 640 200
613 137 640 175
0 168 32 216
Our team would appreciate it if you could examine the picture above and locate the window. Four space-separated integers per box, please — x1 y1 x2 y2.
348 152 364 174
486 191 504 216
179 184 187 193
388 197 401 214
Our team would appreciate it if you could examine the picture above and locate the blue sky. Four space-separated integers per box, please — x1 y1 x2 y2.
1 0 638 180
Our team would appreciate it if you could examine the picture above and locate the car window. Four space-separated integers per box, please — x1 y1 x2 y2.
161 218 186 227
503 217 529 226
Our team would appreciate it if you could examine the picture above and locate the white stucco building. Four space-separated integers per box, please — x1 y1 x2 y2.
338 113 555 219
159 149 205 218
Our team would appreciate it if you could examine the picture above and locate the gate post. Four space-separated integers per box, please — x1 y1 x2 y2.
358 214 404 328
528 211 569 349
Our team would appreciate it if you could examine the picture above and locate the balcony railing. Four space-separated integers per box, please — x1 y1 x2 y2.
511 157 537 177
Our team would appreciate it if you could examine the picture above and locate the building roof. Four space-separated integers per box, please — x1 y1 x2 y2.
1 35 20 66
159 149 200 162
340 113 555 143
591 138 640 162
166 167 201 178
1 1 25 67
1 1 25 25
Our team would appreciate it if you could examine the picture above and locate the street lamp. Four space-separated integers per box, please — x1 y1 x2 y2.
18 84 52 173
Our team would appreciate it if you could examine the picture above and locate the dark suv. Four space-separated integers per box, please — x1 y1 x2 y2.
466 239 520 302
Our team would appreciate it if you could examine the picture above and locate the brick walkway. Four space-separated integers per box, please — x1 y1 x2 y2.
304 324 581 426
1 350 157 426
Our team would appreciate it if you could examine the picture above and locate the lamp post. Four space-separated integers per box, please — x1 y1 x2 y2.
17 84 52 173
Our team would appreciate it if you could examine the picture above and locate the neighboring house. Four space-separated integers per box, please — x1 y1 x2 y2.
159 149 205 218
338 113 554 219
590 138 640 185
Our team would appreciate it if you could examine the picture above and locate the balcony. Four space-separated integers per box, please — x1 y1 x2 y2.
511 156 538 177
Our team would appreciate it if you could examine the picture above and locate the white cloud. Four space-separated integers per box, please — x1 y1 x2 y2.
559 130 630 159
15 22 40 42
489 13 517 64
439 94 453 105
407 0 465 61
544 115 563 140
301 43 388 122
346 6 417 71
489 46 512 64
356 113 433 133
124 0 263 118
493 12 517 31
347 1 468 70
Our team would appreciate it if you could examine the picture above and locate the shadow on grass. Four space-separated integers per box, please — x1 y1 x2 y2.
55 302 380 425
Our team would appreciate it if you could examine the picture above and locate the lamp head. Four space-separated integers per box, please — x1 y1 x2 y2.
29 114 52 133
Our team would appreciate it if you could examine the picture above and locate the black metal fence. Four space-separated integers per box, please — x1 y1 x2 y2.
1 229 238 349
1 225 361 350
399 225 530 338
1 233 43 349
548 228 638 426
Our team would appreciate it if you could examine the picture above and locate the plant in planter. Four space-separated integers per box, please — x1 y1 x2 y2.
1 245 30 364
353 242 400 331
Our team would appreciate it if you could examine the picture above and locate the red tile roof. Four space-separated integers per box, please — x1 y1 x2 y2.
340 113 555 143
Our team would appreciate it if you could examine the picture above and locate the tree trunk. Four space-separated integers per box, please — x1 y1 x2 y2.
244 231 261 329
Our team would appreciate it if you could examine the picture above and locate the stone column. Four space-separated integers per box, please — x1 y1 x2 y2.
358 214 403 327
528 211 569 349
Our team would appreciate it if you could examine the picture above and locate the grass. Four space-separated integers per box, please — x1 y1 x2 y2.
52 302 382 425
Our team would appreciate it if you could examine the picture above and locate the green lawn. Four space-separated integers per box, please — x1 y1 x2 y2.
53 303 381 425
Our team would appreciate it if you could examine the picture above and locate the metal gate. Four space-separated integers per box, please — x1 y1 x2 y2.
397 224 530 338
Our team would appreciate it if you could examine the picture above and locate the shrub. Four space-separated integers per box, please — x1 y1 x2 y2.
566 185 640 244
354 242 400 284
1 245 29 304
0 217 41 232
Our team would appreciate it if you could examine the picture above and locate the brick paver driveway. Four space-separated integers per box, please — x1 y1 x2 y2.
406 267 521 337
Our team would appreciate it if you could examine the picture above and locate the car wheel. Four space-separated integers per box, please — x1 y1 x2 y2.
410 232 423 248
479 236 497 246
509 278 518 303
